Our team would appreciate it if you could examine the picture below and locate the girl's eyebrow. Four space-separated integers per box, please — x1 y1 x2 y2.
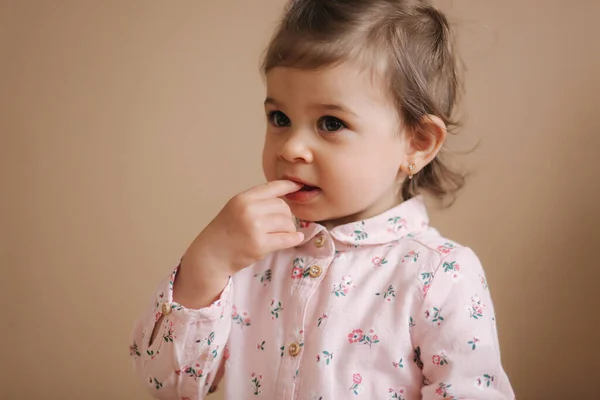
265 97 358 117
309 103 358 117
264 97 281 107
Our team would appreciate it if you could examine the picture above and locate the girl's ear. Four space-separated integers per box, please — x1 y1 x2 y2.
401 115 447 175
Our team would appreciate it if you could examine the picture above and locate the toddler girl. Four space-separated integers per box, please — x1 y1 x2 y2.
131 1 515 398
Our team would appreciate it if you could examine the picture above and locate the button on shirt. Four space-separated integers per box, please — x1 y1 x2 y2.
130 196 514 399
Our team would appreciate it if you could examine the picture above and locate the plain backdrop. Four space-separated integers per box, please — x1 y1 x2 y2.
1 1 599 399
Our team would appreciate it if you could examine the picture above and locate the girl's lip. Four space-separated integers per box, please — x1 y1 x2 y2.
285 187 321 203
283 176 317 188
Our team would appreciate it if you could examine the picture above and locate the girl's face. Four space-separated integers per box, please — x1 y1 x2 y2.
262 62 410 228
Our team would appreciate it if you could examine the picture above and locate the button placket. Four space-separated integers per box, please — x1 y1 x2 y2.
288 342 301 357
276 230 335 399
308 264 322 278
313 233 326 248
161 302 172 315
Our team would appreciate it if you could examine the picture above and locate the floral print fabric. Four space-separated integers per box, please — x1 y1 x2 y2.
131 196 514 399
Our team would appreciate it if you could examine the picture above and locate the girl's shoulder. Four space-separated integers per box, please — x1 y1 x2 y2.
394 226 467 258
392 227 482 274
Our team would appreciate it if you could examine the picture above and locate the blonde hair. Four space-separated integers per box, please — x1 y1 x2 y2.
262 0 465 203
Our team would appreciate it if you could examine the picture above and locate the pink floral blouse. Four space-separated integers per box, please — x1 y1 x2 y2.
131 196 515 399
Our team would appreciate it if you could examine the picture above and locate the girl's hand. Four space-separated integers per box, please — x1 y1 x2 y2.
174 180 303 308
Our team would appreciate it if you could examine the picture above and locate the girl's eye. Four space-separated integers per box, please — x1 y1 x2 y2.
268 111 291 127
318 116 347 132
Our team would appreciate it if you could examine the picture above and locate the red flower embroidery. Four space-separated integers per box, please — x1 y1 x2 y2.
348 329 364 343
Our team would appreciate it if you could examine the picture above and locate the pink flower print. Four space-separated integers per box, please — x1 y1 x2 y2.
154 311 162 323
435 382 454 398
420 272 434 296
175 364 204 381
432 352 448 366
392 358 404 368
372 256 388 268
437 242 456 254
348 328 379 347
291 257 310 279
348 329 364 343
332 275 356 297
387 216 407 232
469 296 485 319
350 373 364 395
162 321 176 343
389 388 406 400
316 354 320 362
443 261 461 280
402 250 420 263
232 306 251 327
291 267 304 279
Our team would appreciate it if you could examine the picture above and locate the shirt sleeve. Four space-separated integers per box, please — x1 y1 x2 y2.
412 247 515 400
130 265 233 400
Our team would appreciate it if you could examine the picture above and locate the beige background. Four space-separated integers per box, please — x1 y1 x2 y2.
1 1 599 399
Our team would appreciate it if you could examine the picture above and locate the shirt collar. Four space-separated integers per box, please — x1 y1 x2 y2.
295 196 429 247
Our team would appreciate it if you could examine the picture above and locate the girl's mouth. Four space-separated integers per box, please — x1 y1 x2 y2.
299 184 319 192
285 184 321 203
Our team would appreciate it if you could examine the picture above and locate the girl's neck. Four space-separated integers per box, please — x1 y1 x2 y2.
317 190 403 230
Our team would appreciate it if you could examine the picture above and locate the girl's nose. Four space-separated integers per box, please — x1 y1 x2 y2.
278 131 314 164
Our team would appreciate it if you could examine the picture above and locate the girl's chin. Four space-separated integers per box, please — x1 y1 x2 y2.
288 204 324 223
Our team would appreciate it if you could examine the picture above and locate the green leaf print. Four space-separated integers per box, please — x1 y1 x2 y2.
270 299 284 319
317 351 333 365
468 337 480 350
250 373 262 395
375 284 396 301
317 313 328 327
354 221 368 241
129 342 141 357
148 377 163 390
254 269 272 285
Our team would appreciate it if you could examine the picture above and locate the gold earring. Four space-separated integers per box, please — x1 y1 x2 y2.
408 163 417 180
